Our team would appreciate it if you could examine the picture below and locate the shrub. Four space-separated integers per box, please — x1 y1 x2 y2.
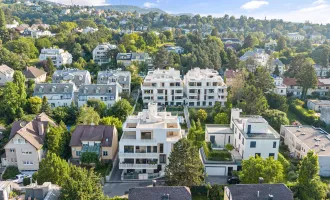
208 184 223 200
209 150 232 161
23 177 31 186
2 166 19 180
225 143 234 151
81 152 99 164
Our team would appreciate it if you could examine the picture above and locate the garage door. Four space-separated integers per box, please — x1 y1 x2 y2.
205 167 226 176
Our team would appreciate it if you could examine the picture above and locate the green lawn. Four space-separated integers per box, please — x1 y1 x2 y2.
27 59 40 66
286 110 308 125
192 194 208 200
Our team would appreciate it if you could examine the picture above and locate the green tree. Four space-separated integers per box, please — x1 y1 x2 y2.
266 93 289 112
211 28 219 37
28 97 42 114
41 96 52 115
0 82 24 122
45 122 69 158
273 65 280 76
240 156 284 184
243 34 258 49
0 8 8 42
13 71 27 105
208 184 222 200
214 113 229 124
277 36 287 51
238 85 269 115
248 67 274 93
87 99 107 117
80 152 99 164
46 57 56 75
165 138 204 187
197 109 207 122
298 151 327 200
108 99 133 121
100 116 123 138
35 37 52 51
296 60 317 99
76 106 100 125
262 109 289 131
153 47 169 69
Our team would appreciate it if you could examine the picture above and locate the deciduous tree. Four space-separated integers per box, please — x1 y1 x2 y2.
108 99 133 121
28 97 42 114
296 60 317 99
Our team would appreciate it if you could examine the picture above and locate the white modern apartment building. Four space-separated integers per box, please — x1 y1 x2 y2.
119 103 183 180
183 68 227 107
141 68 184 106
97 69 131 94
273 76 287 96
314 64 330 77
77 83 121 108
39 48 73 68
307 100 330 112
287 33 305 41
92 43 117 66
280 125 330 176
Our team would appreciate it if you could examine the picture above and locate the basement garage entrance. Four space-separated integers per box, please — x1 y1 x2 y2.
205 167 226 176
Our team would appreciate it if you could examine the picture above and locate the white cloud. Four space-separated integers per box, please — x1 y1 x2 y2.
47 0 108 6
241 1 269 10
143 2 158 8
313 0 327 5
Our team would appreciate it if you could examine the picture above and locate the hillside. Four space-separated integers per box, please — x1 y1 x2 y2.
94 5 166 14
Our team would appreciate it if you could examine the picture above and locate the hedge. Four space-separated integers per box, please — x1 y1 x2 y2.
289 103 319 125
2 166 19 180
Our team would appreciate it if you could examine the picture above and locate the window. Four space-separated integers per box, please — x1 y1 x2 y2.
23 161 33 165
228 136 231 144
10 149 15 152
76 151 81 156
147 146 151 153
103 151 108 156
239 133 241 139
242 138 244 145
159 144 164 153
13 139 26 144
159 154 166 164
255 153 261 158
273 141 277 148
153 146 157 153
269 153 275 158
22 151 32 155
250 141 256 148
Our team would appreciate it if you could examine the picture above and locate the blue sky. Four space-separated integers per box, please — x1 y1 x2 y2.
50 0 330 23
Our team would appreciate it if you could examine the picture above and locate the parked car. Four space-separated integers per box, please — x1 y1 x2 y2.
12 174 31 184
227 176 240 184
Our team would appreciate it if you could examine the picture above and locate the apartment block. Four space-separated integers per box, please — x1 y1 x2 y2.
141 68 184 106
93 43 117 66
97 69 131 94
39 48 72 68
119 103 183 180
183 68 227 107
52 69 92 88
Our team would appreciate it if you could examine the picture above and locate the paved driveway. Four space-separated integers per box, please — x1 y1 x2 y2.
206 176 228 185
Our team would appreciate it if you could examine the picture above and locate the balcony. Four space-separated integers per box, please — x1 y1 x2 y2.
119 163 158 169
119 153 159 158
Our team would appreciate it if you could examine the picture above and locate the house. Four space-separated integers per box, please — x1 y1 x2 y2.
33 83 76 108
280 125 330 177
310 32 322 41
70 125 118 162
119 103 183 180
97 69 131 94
23 66 47 83
128 186 191 200
0 181 20 200
25 182 61 200
30 30 52 38
240 48 269 71
270 58 285 75
287 32 305 41
117 52 153 68
321 107 330 125
264 39 277 50
183 68 228 107
283 78 330 97
82 26 98 34
30 24 50 30
5 20 19 29
61 9 71 15
165 46 184 54
1 113 57 171
52 69 91 88
307 100 330 112
0 65 14 86
14 24 29 34
93 43 118 66
314 64 330 77
39 48 72 68
77 83 121 108
141 68 184 106
224 183 293 200
273 76 287 96
221 38 242 50
119 18 128 25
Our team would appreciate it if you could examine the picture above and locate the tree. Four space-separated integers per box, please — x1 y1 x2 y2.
28 97 42 114
13 71 27 106
196 109 207 122
208 184 222 200
296 60 317 99
108 99 133 121
262 109 289 131
80 152 99 164
0 8 8 42
46 57 56 75
45 122 69 158
248 67 274 93
214 113 229 124
100 116 123 138
76 106 100 125
243 34 258 49
298 151 327 200
41 96 52 115
153 47 169 69
286 54 305 78
165 138 204 187
273 65 280 76
0 48 27 70
0 82 24 122
277 36 287 51
238 85 269 115
87 99 107 117
211 28 219 37
240 156 284 184
266 93 288 112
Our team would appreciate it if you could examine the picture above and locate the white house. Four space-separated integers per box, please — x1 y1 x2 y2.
273 76 287 96
31 30 52 38
97 69 131 94
307 100 330 112
183 68 228 107
33 83 76 108
119 103 183 180
116 52 153 68
39 48 72 68
270 58 285 75
265 39 277 50
61 9 71 15
77 83 121 108
284 78 330 97
5 20 19 29
0 65 14 86
280 125 330 177
314 64 330 77
52 69 91 88
165 46 184 54
287 32 305 41
141 68 184 106
93 43 117 66
240 48 269 71
82 26 98 34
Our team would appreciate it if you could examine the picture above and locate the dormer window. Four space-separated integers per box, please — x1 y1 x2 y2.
96 87 100 93
108 88 112 93
39 86 44 93
64 86 69 93
84 88 88 94
51 86 56 92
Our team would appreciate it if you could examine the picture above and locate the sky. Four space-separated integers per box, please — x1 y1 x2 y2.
48 0 330 24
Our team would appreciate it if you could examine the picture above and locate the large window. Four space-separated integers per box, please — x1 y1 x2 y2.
159 154 166 164
103 151 108 156
159 144 164 153
141 132 152 140
76 151 81 156
124 146 134 153
269 153 275 158
250 141 256 148
273 141 277 148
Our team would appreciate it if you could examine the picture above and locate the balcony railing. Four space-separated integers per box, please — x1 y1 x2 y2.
119 153 159 158
120 139 158 144
119 163 158 169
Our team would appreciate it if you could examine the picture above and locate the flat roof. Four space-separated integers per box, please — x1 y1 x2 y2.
283 126 330 156
308 99 330 106
205 124 233 134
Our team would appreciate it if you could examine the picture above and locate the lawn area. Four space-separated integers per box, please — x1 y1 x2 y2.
27 59 40 66
192 194 208 200
287 110 308 125
94 162 112 177
203 142 232 161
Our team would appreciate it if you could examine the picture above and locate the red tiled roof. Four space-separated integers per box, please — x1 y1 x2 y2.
283 77 297 86
225 70 236 79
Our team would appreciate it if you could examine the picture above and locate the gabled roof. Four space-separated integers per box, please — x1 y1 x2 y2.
128 186 191 200
226 184 293 200
23 66 47 79
8 113 57 149
70 125 115 147
0 65 14 75
225 70 237 79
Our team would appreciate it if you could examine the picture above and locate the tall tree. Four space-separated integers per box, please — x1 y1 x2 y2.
211 28 219 37
243 34 258 49
108 99 133 121
276 36 287 51
248 67 275 93
28 97 42 114
266 93 288 112
286 54 305 78
214 113 229 124
41 96 52 115
262 109 289 131
153 47 169 69
76 106 100 125
0 82 24 122
165 138 204 187
87 99 107 117
238 85 269 115
296 60 317 99
13 71 27 107
45 122 69 158
46 57 56 75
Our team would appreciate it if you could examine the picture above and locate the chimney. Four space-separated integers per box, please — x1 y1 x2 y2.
257 191 259 197
259 177 264 184
152 180 156 187
38 122 44 136
268 194 273 200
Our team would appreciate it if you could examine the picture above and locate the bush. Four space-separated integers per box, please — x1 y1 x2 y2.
209 150 232 161
287 171 298 182
289 102 319 125
208 184 223 200
225 144 234 151
81 152 99 164
190 186 208 196
23 177 31 186
2 166 19 180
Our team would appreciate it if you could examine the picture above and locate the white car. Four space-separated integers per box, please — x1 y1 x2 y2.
12 174 31 184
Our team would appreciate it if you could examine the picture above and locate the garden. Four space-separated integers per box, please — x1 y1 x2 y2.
202 142 232 161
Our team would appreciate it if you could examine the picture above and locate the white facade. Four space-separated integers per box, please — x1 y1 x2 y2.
205 125 233 149
97 69 131 94
119 103 183 179
141 68 184 106
165 46 184 54
265 39 277 49
321 107 330 125
82 26 98 34
183 68 227 107
0 65 14 86
240 48 270 69
31 30 52 38
39 48 72 68
280 125 330 177
231 108 280 160
314 64 330 77
273 77 287 96
270 58 285 75
287 33 305 41
93 43 117 66
5 20 19 29
307 100 330 112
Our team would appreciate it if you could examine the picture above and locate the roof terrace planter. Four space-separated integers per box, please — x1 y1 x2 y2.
200 143 239 164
